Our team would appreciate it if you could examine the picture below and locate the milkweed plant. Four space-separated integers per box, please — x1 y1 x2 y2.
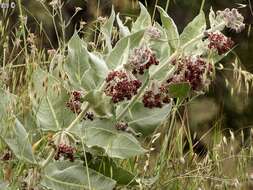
0 2 249 189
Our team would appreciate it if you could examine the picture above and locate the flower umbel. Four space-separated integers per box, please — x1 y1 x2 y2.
127 46 159 75
66 90 83 114
167 56 212 91
217 8 245 33
104 70 142 103
142 83 171 108
54 143 75 162
207 32 234 55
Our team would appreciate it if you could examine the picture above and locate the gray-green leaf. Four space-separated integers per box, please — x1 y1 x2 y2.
41 161 116 190
180 10 206 46
101 6 115 51
82 119 146 159
0 118 36 164
106 30 145 70
157 6 179 51
116 13 130 38
132 2 151 32
65 33 108 91
30 68 75 131
124 102 172 136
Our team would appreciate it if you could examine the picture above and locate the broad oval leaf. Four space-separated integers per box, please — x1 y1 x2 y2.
180 10 206 46
30 68 75 131
41 161 116 190
65 33 108 91
157 6 179 51
124 102 172 136
0 118 36 164
81 119 146 159
106 30 145 70
101 6 115 51
0 89 36 164
132 2 151 32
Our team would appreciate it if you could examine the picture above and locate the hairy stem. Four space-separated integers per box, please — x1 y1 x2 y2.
65 103 90 132
40 149 55 168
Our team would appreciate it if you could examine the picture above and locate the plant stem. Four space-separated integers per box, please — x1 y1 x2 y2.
40 149 55 168
66 103 90 132
165 0 170 12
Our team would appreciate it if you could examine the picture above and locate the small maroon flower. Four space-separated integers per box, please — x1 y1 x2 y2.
115 122 128 131
142 83 171 108
71 90 82 101
127 46 159 75
207 32 234 55
66 100 81 114
54 143 75 162
104 70 142 103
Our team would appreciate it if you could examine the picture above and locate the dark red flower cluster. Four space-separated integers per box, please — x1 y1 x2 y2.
104 70 142 103
207 32 234 55
142 84 171 108
54 143 75 162
127 46 159 75
167 56 212 91
115 122 128 131
66 90 83 114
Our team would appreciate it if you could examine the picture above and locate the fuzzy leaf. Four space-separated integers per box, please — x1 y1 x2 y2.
101 6 115 51
132 2 151 32
116 13 130 38
157 6 179 51
41 161 116 190
0 118 36 164
30 68 75 131
80 119 146 159
180 10 206 46
106 30 145 70
124 102 172 136
65 33 108 91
